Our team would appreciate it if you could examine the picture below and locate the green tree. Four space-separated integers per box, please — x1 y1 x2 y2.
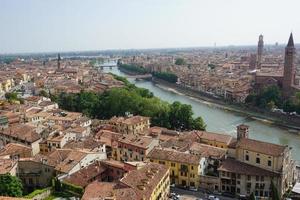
152 71 178 83
175 58 185 65
192 116 206 131
5 92 18 101
282 99 296 113
271 180 280 200
0 173 23 197
169 101 194 130
53 75 206 131
39 89 49 98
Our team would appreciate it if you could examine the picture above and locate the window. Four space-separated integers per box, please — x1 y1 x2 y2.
256 176 259 181
245 154 249 161
268 160 272 166
159 161 165 165
237 174 241 179
191 166 194 170
171 163 175 167
247 175 251 181
237 181 240 185
264 191 269 197
261 176 264 182
237 188 240 193
256 157 260 164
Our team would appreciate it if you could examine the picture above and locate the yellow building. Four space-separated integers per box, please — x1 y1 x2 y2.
109 115 150 135
220 124 296 198
147 147 202 189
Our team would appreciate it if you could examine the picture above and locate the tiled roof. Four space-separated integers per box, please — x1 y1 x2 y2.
118 134 154 149
236 138 287 156
218 158 279 177
63 161 107 188
82 182 138 200
1 124 41 143
147 147 201 165
121 162 169 200
189 142 226 159
186 130 233 145
0 159 17 174
0 143 32 158
33 149 87 174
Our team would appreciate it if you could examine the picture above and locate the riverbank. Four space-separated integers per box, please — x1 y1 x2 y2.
151 77 300 132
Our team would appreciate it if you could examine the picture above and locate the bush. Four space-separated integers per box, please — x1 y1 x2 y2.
118 64 149 74
24 188 49 199
61 182 84 195
0 173 23 197
152 71 178 83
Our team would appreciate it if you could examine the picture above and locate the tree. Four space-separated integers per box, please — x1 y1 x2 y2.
5 92 18 101
192 116 206 131
0 173 23 197
39 90 49 98
53 75 207 132
169 101 194 131
271 180 280 200
175 58 185 65
152 72 178 83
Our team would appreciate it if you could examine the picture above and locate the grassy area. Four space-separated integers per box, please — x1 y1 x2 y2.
23 188 50 199
44 191 75 200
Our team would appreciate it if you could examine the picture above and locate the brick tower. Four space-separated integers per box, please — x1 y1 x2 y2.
283 33 296 98
256 34 264 69
57 53 61 70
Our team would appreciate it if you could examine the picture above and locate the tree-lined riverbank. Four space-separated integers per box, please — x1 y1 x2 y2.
102 67 300 163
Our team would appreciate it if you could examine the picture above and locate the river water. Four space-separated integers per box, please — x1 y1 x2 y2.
103 67 300 163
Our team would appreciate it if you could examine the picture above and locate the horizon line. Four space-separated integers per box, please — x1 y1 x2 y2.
0 43 295 56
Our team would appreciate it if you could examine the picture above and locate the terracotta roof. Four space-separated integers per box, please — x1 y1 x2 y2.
82 181 138 200
160 138 192 152
0 159 17 174
63 161 107 188
187 130 233 145
189 142 226 159
147 148 201 165
1 124 41 143
0 143 32 158
33 149 87 174
236 138 287 156
123 116 149 125
117 135 155 149
121 162 169 200
218 158 279 177
101 159 125 170
94 130 121 147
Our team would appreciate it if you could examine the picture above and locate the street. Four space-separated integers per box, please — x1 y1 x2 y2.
171 187 237 200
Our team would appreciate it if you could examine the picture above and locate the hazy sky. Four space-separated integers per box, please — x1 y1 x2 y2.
1 0 300 54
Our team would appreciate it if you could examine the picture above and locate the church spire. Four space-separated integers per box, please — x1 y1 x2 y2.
287 32 294 47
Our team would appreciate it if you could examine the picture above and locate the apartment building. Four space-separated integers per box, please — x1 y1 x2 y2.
109 115 150 135
147 147 202 189
112 134 159 162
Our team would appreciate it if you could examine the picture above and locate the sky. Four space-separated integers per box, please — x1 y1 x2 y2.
0 0 300 54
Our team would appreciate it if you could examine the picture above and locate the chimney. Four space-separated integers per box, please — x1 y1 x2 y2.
237 124 249 140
